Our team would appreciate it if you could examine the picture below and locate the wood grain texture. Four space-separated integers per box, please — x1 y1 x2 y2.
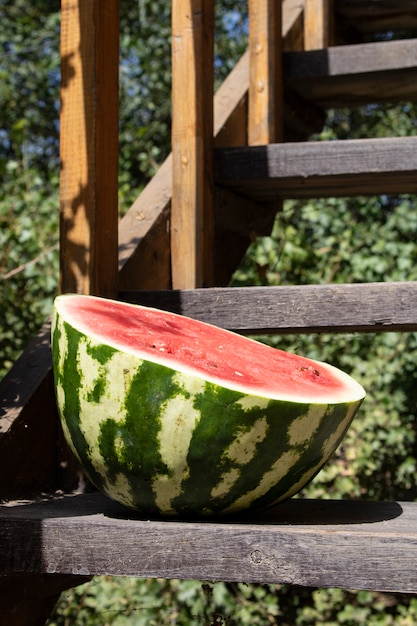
248 0 283 145
215 136 417 200
60 0 119 297
171 0 214 289
121 281 417 334
118 0 307 291
2 492 417 593
304 0 334 50
282 0 304 52
285 38 417 107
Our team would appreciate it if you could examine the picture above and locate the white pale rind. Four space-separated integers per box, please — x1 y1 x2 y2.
223 448 302 514
287 404 327 446
77 338 142 506
210 416 269 499
152 373 205 514
272 401 361 504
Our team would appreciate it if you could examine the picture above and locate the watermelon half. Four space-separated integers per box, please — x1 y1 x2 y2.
52 294 365 517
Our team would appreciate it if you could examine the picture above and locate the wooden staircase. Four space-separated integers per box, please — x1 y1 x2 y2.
2 0 417 622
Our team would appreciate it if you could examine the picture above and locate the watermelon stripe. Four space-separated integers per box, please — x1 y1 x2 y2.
53 319 108 495
152 373 205 514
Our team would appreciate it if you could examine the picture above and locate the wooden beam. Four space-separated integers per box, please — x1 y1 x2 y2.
304 0 334 50
121 281 417 335
282 0 304 51
215 136 417 200
171 0 214 289
60 0 119 297
248 0 283 145
284 38 417 107
2 491 417 593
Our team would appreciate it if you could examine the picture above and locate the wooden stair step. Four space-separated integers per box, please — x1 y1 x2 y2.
1 491 417 592
122 281 417 335
284 38 417 108
215 136 417 202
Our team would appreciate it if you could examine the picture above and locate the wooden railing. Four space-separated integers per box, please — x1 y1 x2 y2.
58 0 327 295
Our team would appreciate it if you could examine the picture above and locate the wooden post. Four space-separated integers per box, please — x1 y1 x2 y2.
171 0 214 289
60 0 119 297
248 0 283 145
304 0 334 50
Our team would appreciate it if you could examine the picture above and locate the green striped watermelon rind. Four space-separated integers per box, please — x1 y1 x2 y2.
52 300 365 518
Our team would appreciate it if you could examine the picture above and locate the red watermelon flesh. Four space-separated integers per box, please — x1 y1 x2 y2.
59 294 364 404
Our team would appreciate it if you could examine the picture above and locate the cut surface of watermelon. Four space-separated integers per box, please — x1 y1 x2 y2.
55 294 365 404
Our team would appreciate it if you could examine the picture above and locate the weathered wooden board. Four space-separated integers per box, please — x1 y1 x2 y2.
284 38 417 107
215 136 417 201
1 492 417 593
121 281 417 334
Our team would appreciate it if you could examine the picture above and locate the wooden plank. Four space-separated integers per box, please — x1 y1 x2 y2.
282 0 304 51
119 51 250 292
60 0 119 298
284 38 417 107
213 189 276 286
304 0 334 50
1 491 417 593
171 0 214 289
215 136 417 201
248 0 283 145
121 281 417 334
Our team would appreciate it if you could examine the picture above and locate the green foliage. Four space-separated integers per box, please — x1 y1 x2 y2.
48 579 417 626
0 165 59 377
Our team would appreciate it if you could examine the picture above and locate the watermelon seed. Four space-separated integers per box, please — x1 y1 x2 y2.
300 365 321 377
